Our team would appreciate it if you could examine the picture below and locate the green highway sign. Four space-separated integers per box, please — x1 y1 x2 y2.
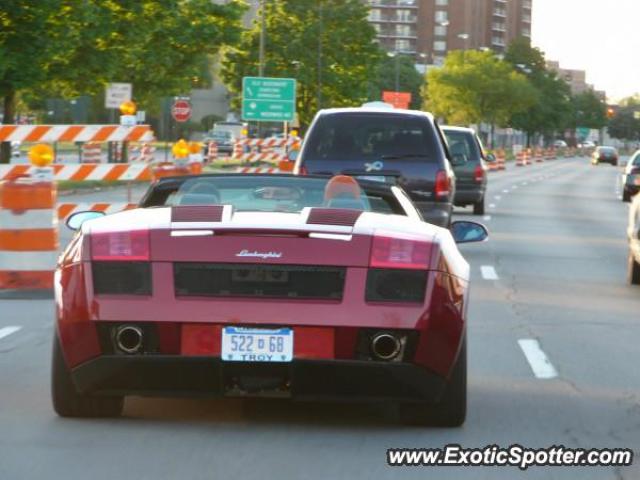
242 76 296 122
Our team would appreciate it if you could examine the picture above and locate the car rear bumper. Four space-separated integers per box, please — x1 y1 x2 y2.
412 201 452 227
454 188 484 206
71 355 447 404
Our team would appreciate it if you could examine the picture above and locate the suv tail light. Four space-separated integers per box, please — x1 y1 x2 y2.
91 230 150 261
370 232 431 270
434 170 450 199
299 165 308 175
474 164 485 182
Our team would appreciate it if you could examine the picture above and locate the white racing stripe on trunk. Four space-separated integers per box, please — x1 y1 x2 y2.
480 265 498 280
0 326 22 341
518 339 558 379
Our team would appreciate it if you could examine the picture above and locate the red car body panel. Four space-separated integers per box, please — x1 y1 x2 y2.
55 205 470 401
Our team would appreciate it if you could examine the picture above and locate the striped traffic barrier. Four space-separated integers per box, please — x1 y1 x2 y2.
57 202 136 221
81 142 102 163
515 151 525 167
535 148 544 163
235 167 282 174
0 170 58 291
0 163 152 182
496 149 506 170
0 124 154 143
207 142 218 163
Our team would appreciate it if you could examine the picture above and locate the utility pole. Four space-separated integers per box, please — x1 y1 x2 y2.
259 0 265 77
317 0 323 110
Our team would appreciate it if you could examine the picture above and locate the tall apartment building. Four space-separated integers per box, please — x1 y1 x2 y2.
367 0 532 65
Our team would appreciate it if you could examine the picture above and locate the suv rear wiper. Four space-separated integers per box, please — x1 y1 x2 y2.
381 153 428 160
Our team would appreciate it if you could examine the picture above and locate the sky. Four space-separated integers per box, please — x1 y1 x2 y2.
531 0 640 102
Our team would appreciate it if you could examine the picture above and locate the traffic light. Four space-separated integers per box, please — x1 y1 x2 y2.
607 107 615 119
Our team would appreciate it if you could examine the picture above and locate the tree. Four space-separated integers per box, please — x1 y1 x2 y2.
608 97 640 142
424 50 536 145
571 90 607 130
372 55 423 109
504 38 573 144
221 0 383 129
0 1 245 162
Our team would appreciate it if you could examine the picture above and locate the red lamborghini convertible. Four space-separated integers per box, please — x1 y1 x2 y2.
52 174 487 426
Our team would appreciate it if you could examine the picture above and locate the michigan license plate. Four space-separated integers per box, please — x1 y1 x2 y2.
221 327 293 362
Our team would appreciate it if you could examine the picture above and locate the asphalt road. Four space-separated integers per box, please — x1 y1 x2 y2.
0 157 638 480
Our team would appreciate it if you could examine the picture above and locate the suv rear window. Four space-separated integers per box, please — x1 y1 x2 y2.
303 113 439 163
442 129 481 164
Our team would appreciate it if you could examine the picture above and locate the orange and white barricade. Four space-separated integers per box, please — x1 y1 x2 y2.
235 166 281 174
515 151 525 166
496 149 506 170
0 163 152 182
0 169 58 291
207 142 218 163
535 148 544 163
232 137 298 164
81 142 102 163
57 202 136 221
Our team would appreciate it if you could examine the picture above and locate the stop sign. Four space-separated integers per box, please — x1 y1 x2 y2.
171 99 192 122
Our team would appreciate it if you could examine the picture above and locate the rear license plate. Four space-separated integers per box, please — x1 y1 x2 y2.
221 327 293 362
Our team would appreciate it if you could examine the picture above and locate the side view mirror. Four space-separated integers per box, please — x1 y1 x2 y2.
66 211 106 231
450 221 489 244
485 153 496 162
288 149 299 162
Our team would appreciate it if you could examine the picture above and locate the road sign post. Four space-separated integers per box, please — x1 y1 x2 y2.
242 77 296 122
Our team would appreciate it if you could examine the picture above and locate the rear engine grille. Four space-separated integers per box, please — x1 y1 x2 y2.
174 263 346 300
92 262 151 295
307 208 362 226
365 269 427 303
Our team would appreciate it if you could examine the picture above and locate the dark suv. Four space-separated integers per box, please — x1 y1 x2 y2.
442 126 488 215
293 105 456 227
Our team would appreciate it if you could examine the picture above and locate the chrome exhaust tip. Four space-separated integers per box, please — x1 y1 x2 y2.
115 325 143 354
370 332 402 361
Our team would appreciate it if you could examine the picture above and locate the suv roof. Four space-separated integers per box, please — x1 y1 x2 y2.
441 125 475 134
316 107 436 122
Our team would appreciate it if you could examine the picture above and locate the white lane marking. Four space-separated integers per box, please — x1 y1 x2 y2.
511 186 518 190
480 265 499 280
522 182 528 186
518 339 558 379
502 189 509 193
489 203 496 209
0 326 22 341
494 195 502 200
483 215 491 221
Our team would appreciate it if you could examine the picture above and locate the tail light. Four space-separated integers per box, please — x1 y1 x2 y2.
91 229 150 261
474 164 485 182
298 165 308 175
434 170 450 199
370 232 431 270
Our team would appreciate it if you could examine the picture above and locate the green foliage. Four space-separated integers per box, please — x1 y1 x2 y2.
424 50 536 127
571 90 607 130
220 0 383 128
504 39 573 137
608 97 640 141
372 55 423 109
